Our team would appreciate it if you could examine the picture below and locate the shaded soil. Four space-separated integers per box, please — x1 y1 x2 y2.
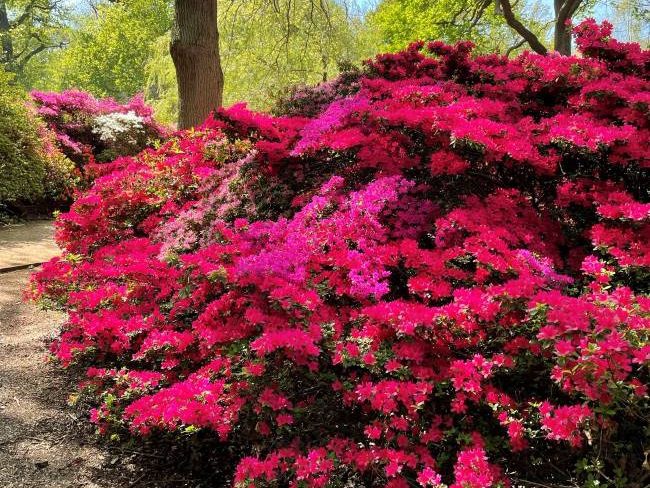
0 269 106 487
0 269 217 488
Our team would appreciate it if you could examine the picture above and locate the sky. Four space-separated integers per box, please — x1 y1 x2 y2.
348 0 648 43
62 0 647 43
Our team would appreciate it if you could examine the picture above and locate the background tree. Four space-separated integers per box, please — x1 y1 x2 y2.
367 0 549 54
146 0 370 125
0 0 67 80
171 0 222 129
38 0 170 98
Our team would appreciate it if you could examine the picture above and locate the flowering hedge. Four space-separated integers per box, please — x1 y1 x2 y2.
30 20 649 487
30 90 168 177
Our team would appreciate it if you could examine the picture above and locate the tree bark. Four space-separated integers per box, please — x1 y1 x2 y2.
554 0 582 55
500 0 548 55
554 20 572 55
0 0 14 70
171 0 224 129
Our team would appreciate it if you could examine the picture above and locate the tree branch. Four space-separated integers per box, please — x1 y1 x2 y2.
17 41 56 69
10 1 55 29
470 0 492 28
505 37 527 56
557 0 583 24
500 0 548 54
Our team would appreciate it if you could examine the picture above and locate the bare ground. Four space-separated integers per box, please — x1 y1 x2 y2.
0 268 108 487
0 221 60 269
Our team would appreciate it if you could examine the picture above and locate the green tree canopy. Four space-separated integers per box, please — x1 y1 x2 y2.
0 0 67 81
38 0 171 99
367 0 550 54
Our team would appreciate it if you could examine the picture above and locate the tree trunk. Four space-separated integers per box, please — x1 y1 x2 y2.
500 0 548 55
554 0 583 55
554 21 572 55
170 0 224 129
0 0 14 70
553 0 571 55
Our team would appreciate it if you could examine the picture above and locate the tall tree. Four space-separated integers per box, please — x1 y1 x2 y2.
171 0 223 129
0 0 66 77
170 0 362 128
500 0 584 54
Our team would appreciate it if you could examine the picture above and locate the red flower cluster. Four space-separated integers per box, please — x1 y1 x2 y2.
29 20 649 487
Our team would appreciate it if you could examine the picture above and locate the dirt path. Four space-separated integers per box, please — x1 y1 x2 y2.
0 221 60 269
0 268 113 487
0 221 223 488
0 222 107 487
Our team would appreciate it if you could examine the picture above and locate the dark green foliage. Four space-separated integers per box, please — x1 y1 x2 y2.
0 70 46 204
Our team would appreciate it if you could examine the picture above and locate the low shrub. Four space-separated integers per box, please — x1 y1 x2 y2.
272 63 362 117
30 90 169 173
0 70 76 220
30 20 649 487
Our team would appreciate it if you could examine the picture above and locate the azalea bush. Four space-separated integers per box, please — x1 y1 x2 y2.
272 64 362 118
30 90 168 175
30 20 649 487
